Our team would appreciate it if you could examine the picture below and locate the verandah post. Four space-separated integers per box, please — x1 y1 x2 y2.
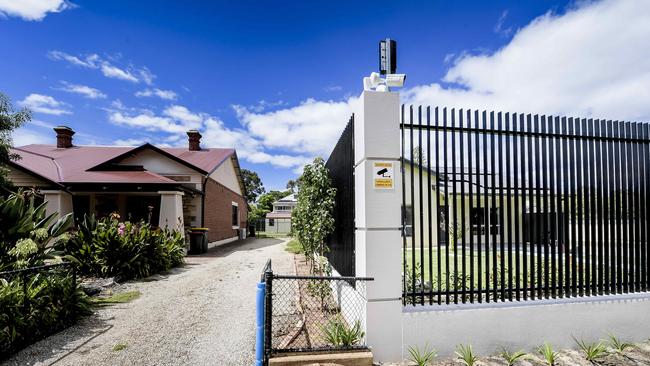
354 90 402 361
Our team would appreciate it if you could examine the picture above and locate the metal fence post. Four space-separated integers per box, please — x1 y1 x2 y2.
263 264 273 366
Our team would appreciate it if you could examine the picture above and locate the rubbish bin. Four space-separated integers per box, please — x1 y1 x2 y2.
248 224 256 237
188 228 209 254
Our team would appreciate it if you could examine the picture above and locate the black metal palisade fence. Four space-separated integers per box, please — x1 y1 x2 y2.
325 114 355 276
401 105 650 306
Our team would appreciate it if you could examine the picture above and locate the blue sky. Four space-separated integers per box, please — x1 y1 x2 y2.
2 0 649 191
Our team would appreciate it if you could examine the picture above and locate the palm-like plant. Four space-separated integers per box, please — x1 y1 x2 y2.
0 190 73 270
500 348 528 366
408 343 437 366
455 344 479 366
322 316 364 347
574 337 608 361
607 333 633 353
538 343 558 366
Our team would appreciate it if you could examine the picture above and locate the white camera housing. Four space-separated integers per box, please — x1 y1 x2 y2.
385 73 406 88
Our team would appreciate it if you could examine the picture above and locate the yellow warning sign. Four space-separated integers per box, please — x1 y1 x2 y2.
373 161 394 189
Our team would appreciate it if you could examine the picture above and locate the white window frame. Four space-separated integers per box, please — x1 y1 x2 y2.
231 201 239 229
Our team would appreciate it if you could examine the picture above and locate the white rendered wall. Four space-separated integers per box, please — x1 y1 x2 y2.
403 294 650 357
158 191 184 231
354 91 403 361
41 190 73 219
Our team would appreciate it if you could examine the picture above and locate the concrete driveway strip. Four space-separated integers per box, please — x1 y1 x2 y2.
4 237 294 366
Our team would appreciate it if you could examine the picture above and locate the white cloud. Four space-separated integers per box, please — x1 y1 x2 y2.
113 138 147 146
47 51 97 68
105 102 312 169
11 128 51 146
494 10 513 36
19 93 71 115
234 97 359 157
135 88 178 101
324 85 343 92
403 0 650 123
47 50 155 84
163 105 203 125
0 0 73 21
56 81 106 99
100 63 138 83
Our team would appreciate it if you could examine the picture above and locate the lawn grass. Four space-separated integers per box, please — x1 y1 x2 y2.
93 290 141 306
404 247 566 289
285 239 303 254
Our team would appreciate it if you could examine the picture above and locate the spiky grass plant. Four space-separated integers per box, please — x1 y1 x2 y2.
500 348 528 366
455 344 479 366
573 337 608 361
407 343 437 366
607 333 634 353
538 343 558 366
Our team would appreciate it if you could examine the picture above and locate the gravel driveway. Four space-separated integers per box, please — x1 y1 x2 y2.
4 237 294 366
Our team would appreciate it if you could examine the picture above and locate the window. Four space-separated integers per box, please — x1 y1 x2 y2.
489 207 501 235
231 203 239 227
470 207 485 235
402 205 413 237
269 219 275 226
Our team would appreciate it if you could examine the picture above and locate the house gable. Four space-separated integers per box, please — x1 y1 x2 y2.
119 149 203 187
209 157 242 195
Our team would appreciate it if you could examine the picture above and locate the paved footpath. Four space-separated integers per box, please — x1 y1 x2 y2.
4 237 294 366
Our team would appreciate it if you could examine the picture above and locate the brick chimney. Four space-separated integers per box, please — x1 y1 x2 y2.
187 130 202 151
53 126 75 148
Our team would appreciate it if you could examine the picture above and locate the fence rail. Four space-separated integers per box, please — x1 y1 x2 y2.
326 114 356 276
262 260 371 363
401 105 650 306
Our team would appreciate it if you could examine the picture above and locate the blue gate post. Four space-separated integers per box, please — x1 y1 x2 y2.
255 281 265 366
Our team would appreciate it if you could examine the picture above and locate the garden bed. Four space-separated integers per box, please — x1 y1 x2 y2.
271 252 367 353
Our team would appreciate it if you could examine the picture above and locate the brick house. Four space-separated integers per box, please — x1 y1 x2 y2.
7 126 247 245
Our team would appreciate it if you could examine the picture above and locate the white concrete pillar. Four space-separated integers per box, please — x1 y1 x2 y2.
158 191 184 232
41 190 73 219
354 91 403 362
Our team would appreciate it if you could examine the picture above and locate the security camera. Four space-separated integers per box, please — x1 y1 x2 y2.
363 72 384 91
385 73 406 88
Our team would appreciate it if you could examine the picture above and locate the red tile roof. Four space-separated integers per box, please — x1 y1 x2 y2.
10 144 235 185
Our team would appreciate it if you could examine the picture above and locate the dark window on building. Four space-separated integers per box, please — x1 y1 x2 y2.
269 218 275 227
470 207 485 235
489 207 500 234
232 204 239 227
402 205 413 237
72 195 90 225
126 195 160 226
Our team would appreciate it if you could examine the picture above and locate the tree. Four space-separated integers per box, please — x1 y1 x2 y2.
241 169 265 203
249 190 290 222
0 93 30 192
257 190 290 212
412 145 427 167
286 179 297 192
291 157 336 274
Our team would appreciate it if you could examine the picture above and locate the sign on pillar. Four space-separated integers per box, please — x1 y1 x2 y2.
373 161 395 190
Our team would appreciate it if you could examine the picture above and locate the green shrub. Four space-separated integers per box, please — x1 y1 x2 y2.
408 343 437 366
62 214 184 281
0 190 73 271
322 315 364 347
0 270 91 358
500 348 528 366
538 343 558 366
455 344 479 366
